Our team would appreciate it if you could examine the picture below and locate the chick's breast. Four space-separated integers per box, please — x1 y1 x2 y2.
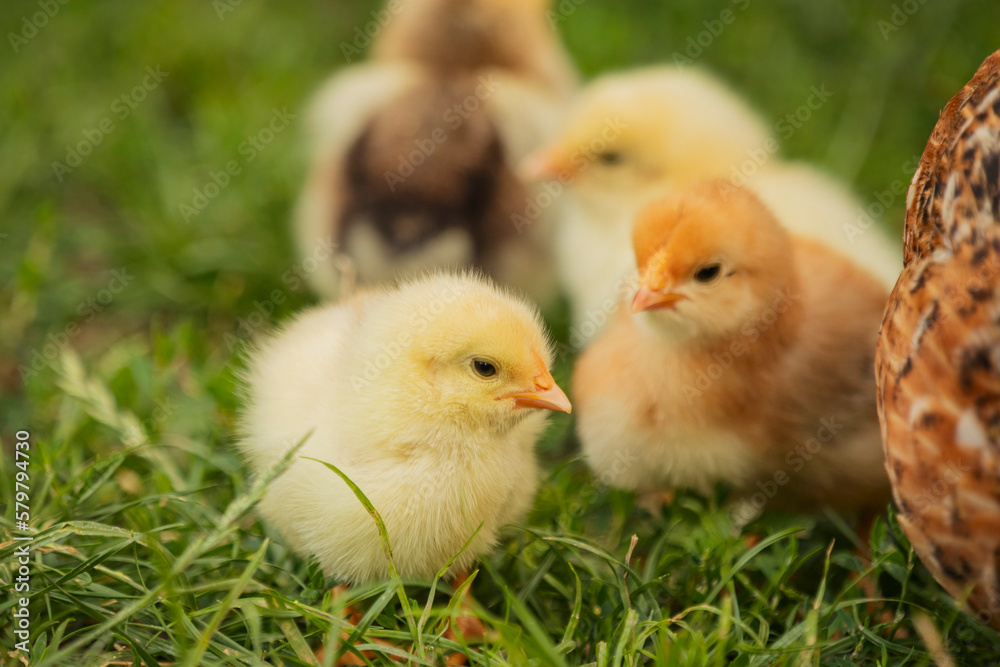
876 50 1000 629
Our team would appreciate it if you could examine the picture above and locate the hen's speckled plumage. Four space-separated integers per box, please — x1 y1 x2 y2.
876 50 1000 630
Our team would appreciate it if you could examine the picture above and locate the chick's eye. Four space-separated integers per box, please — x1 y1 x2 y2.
694 264 721 283
596 151 622 166
472 359 497 378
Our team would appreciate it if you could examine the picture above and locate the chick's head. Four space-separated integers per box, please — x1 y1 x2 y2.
361 274 571 435
374 0 560 85
629 181 793 342
521 68 772 219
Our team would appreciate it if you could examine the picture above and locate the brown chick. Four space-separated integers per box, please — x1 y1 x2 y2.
373 0 578 97
295 61 564 305
876 50 1000 630
338 75 529 284
295 0 575 304
574 181 891 517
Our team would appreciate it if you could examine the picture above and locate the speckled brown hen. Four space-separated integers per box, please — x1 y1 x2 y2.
876 50 1000 630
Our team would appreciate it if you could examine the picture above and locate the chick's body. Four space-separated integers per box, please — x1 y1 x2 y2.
575 183 890 513
525 67 900 337
238 274 569 583
876 51 1000 629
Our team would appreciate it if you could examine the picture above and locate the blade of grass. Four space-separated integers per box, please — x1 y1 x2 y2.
182 538 270 667
34 437 308 666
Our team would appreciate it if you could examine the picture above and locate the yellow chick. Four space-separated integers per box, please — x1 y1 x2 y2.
237 272 570 584
522 66 901 339
295 0 577 305
573 181 890 516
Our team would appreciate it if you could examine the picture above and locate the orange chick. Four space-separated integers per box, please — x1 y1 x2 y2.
876 50 1000 630
573 181 891 516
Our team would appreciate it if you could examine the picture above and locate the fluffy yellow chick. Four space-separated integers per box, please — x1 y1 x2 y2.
237 272 570 583
573 181 890 516
295 0 577 305
523 66 901 338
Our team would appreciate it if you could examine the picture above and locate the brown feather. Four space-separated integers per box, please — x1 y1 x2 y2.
876 49 1000 630
339 76 525 264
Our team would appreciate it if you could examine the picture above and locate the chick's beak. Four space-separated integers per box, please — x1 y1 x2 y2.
519 149 576 183
500 365 572 414
631 285 687 313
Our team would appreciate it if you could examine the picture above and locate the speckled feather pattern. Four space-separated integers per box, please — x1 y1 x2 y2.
876 50 1000 629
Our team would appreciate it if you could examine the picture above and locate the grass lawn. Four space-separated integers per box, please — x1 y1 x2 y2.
3 0 1000 664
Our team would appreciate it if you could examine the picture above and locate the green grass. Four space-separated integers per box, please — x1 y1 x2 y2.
3 0 1000 664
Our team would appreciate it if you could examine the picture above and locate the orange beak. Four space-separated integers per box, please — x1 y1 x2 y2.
519 149 578 183
499 356 572 413
631 285 687 312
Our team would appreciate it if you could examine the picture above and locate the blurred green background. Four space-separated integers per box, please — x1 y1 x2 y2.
2 0 997 416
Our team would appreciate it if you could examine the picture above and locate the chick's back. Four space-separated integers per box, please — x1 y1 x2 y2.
339 76 525 277
238 297 364 471
762 239 891 510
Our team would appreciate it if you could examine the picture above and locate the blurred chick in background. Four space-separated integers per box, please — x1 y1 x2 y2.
573 182 890 517
373 0 578 97
523 67 901 338
237 272 571 584
295 0 577 305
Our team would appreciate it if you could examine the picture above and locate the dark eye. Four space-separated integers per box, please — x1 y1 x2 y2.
596 151 622 165
694 264 721 283
472 359 497 378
